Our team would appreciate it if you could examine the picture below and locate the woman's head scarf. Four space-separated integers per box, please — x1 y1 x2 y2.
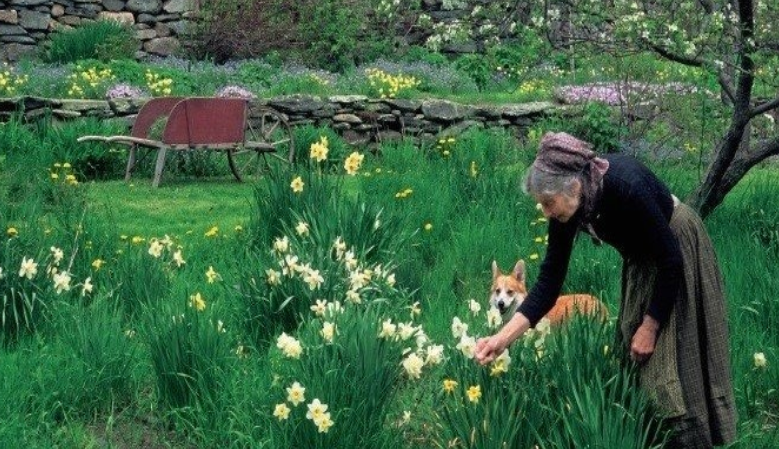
533 132 610 237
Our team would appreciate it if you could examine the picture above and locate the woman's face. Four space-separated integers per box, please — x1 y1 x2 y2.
535 181 582 223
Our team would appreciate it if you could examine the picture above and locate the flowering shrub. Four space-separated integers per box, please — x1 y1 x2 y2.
555 81 700 106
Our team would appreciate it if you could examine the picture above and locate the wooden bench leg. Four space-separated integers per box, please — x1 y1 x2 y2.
153 147 168 188
125 144 137 181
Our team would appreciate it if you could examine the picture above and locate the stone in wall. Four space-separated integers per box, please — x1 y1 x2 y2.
65 5 101 19
0 23 25 34
0 9 19 23
103 0 126 12
0 42 35 60
163 0 194 14
18 9 48 30
126 0 161 14
143 36 179 56
9 0 49 6
97 11 134 25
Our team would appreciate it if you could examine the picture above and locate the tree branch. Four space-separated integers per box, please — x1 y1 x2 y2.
751 96 779 118
649 43 703 67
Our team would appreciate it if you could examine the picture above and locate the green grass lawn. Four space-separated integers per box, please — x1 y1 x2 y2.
85 179 254 238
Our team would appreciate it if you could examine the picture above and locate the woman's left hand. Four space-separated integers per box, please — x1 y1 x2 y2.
630 315 660 363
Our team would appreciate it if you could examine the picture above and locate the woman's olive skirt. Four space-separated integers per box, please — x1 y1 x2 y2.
619 202 737 448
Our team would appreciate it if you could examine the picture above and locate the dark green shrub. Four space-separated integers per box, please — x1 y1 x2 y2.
534 103 625 153
44 20 137 64
454 54 493 91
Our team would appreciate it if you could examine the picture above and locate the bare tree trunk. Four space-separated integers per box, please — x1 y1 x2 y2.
689 130 779 218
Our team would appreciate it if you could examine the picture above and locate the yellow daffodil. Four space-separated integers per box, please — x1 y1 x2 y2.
6 227 18 237
309 136 329 162
286 381 306 406
290 176 304 193
91 258 104 270
306 398 329 421
189 292 206 311
204 226 219 238
443 379 458 393
273 403 291 421
754 352 767 369
205 266 219 283
466 385 482 403
344 152 364 176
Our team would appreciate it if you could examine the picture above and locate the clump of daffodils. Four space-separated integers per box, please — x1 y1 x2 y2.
274 382 335 433
14 243 94 298
277 332 303 359
145 70 173 96
0 62 29 96
365 67 421 99
67 64 115 99
49 162 79 186
436 136 456 158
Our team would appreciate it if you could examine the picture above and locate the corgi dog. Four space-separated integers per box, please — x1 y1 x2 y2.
490 260 608 325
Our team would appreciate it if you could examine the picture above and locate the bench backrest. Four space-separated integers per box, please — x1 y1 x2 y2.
162 97 248 146
132 97 186 139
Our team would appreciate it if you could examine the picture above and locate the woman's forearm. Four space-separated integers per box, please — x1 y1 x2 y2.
497 312 532 348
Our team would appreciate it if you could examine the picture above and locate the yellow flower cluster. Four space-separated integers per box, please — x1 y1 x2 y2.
145 70 173 96
49 162 79 186
436 136 455 157
274 382 335 433
344 151 364 176
67 65 114 98
395 188 413 199
517 79 550 97
309 135 329 163
308 73 331 86
0 63 29 96
365 68 421 99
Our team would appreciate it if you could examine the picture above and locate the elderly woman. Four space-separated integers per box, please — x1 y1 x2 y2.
475 132 736 448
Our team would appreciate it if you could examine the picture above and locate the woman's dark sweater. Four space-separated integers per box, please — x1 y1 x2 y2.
517 154 683 327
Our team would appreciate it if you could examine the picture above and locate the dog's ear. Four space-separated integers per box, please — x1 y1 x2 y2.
512 260 526 283
492 260 501 280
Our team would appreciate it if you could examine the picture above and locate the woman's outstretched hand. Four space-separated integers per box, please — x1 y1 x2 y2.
475 335 507 365
474 312 532 365
630 314 660 363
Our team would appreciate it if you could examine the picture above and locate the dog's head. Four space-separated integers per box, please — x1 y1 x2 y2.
489 260 527 319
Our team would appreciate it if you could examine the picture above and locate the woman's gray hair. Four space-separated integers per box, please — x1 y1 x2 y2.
522 166 581 198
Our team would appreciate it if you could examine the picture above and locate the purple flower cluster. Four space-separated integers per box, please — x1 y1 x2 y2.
215 85 257 99
105 83 148 100
555 82 700 106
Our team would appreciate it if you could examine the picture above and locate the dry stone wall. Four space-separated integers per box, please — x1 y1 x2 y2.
1 0 516 62
0 95 573 145
0 0 199 61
